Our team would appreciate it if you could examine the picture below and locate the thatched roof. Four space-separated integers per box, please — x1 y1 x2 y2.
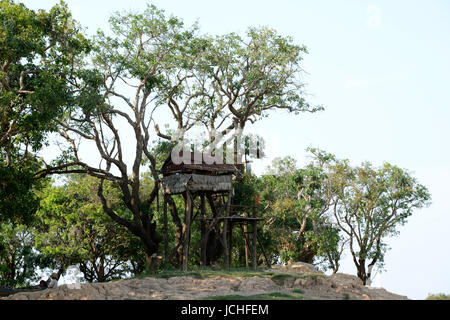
161 151 237 176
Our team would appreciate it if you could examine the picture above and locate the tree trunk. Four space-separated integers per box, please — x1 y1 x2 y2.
143 236 160 268
205 194 224 265
97 257 105 282
98 181 161 271
356 261 368 285
165 195 183 265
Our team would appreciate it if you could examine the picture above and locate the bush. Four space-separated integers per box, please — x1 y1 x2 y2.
426 293 450 300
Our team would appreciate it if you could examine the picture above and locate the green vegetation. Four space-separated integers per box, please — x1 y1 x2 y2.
254 151 344 270
292 288 305 294
0 0 92 225
35 175 147 282
426 294 450 300
0 223 39 287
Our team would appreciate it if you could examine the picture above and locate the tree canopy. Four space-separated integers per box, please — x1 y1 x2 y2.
330 160 431 284
0 0 91 223
35 175 146 282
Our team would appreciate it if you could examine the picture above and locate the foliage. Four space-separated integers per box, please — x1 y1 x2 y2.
330 158 431 284
35 175 146 282
232 174 259 208
190 27 323 134
0 223 39 288
257 154 340 269
426 293 450 300
0 0 90 151
0 0 91 223
0 155 43 224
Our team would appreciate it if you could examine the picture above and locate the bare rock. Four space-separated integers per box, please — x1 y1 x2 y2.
293 275 331 289
365 287 409 300
2 270 409 300
331 273 364 288
237 276 279 292
287 261 323 275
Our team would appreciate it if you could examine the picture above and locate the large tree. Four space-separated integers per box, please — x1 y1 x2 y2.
38 5 320 268
156 25 323 157
258 153 341 269
330 161 431 284
0 0 91 223
37 5 199 265
0 223 39 288
35 175 146 282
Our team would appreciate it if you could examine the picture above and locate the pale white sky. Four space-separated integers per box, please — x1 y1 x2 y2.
21 0 450 299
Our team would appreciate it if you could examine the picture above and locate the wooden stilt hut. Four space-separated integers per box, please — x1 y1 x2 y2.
161 151 264 271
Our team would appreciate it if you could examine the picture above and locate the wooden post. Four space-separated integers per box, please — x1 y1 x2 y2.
222 218 228 269
243 224 249 268
182 192 193 271
200 194 207 267
228 220 233 269
223 190 232 269
252 205 257 271
163 194 169 266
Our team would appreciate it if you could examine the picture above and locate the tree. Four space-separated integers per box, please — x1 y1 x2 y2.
0 0 90 151
257 153 341 269
330 161 431 284
36 5 193 265
0 155 42 224
0 0 91 223
38 5 320 269
155 25 322 162
0 223 39 288
35 175 146 282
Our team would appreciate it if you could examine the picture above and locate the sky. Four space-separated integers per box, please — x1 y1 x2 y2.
20 0 450 299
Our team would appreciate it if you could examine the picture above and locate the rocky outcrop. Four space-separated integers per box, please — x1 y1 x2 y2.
2 276 282 300
2 266 408 300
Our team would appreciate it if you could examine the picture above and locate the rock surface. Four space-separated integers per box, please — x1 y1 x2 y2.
2 264 408 300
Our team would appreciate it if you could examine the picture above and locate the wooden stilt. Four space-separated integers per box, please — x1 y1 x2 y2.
228 221 233 269
200 194 207 267
163 194 169 266
223 190 232 269
182 191 193 271
241 224 249 268
252 205 257 271
222 218 228 269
